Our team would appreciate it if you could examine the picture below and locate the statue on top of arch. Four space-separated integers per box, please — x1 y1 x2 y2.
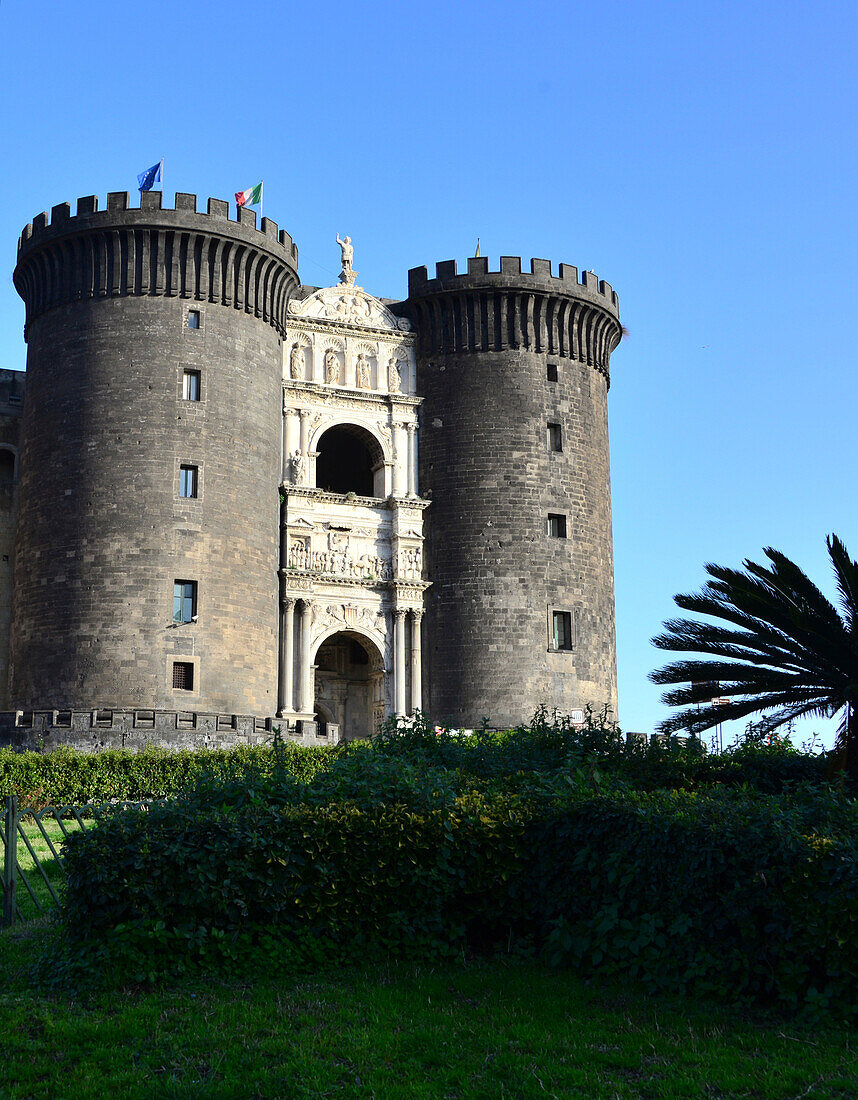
336 234 357 286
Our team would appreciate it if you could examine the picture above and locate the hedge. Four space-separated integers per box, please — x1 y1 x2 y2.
60 778 858 1017
0 742 333 806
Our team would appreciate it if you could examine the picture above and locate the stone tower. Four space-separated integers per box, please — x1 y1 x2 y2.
10 192 299 715
403 257 622 729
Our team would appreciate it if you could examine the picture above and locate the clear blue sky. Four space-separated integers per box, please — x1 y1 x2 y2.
2 0 855 746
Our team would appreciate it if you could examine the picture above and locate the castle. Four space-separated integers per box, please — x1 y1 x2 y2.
0 191 622 751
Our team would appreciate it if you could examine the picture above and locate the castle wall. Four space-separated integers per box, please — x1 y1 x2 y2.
404 258 621 728
0 371 24 708
9 193 299 715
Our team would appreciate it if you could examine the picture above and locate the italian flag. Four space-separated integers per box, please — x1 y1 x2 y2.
235 181 262 207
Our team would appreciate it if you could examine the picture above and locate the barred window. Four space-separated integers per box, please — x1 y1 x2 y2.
172 662 194 690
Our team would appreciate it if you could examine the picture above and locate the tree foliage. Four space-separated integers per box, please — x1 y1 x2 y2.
651 535 858 778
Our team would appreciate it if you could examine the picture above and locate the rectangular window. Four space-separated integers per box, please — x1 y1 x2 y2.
547 363 558 382
187 310 201 330
552 610 574 651
182 370 201 401
173 580 197 624
547 513 567 538
172 662 194 690
179 465 198 498
547 422 562 452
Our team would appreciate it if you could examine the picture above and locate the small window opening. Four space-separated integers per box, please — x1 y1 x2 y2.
0 450 15 490
552 610 574 650
183 370 201 401
188 310 201 330
179 465 198 498
173 580 197 624
547 423 563 452
172 662 194 690
548 513 567 538
547 363 558 382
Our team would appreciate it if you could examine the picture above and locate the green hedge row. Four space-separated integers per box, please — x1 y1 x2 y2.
61 778 858 1017
0 742 333 805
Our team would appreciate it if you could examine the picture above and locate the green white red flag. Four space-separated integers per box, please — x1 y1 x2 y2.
235 182 262 207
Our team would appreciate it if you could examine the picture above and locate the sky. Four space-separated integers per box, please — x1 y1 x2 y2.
1 0 856 748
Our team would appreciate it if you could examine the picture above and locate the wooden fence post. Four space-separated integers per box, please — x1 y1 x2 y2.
3 795 16 927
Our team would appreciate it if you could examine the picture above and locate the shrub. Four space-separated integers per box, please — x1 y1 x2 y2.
0 740 334 807
59 770 858 1017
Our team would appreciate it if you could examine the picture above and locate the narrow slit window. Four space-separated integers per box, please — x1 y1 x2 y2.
173 580 197 624
547 363 558 382
552 610 574 651
547 423 563 452
182 370 201 401
187 310 201 330
547 513 567 538
179 465 198 498
172 662 194 690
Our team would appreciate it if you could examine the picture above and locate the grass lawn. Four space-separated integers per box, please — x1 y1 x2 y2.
1 924 856 1100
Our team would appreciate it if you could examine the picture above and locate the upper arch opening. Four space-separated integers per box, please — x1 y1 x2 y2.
315 424 385 498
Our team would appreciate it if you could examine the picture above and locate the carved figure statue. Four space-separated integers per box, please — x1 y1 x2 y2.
336 234 357 285
325 348 340 384
356 353 371 389
289 343 303 380
387 357 401 393
291 449 304 484
336 234 353 272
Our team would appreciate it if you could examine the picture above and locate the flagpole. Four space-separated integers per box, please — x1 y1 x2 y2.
260 180 263 222
160 158 165 200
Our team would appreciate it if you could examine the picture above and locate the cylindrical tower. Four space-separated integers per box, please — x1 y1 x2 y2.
11 191 299 715
404 256 622 728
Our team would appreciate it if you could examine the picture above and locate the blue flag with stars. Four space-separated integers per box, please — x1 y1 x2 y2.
137 160 162 192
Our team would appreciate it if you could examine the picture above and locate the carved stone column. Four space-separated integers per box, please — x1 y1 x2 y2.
392 423 405 497
406 423 418 497
394 608 407 716
410 609 423 714
298 599 314 713
283 408 298 475
298 409 311 460
277 596 295 717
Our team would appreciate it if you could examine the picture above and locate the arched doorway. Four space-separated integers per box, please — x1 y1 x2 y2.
313 630 385 740
315 425 385 498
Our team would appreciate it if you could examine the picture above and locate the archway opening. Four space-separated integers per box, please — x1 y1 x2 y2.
314 630 385 740
315 425 384 498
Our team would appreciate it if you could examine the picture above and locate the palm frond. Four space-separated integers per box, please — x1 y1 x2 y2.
827 534 858 635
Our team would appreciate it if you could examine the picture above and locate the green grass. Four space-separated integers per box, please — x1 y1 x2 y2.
1 925 855 1099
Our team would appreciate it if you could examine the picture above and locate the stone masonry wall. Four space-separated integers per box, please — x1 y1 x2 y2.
9 195 299 715
404 259 621 728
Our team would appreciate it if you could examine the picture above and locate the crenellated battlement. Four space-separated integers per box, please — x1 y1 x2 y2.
14 193 301 336
407 256 619 316
18 191 298 262
403 256 622 371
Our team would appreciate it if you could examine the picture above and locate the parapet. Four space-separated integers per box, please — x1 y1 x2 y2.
14 193 301 336
407 256 619 318
0 708 336 753
403 256 621 371
18 192 298 264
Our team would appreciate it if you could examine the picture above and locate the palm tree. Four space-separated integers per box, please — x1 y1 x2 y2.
650 535 858 779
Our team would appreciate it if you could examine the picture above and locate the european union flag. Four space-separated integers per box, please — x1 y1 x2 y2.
137 160 162 192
